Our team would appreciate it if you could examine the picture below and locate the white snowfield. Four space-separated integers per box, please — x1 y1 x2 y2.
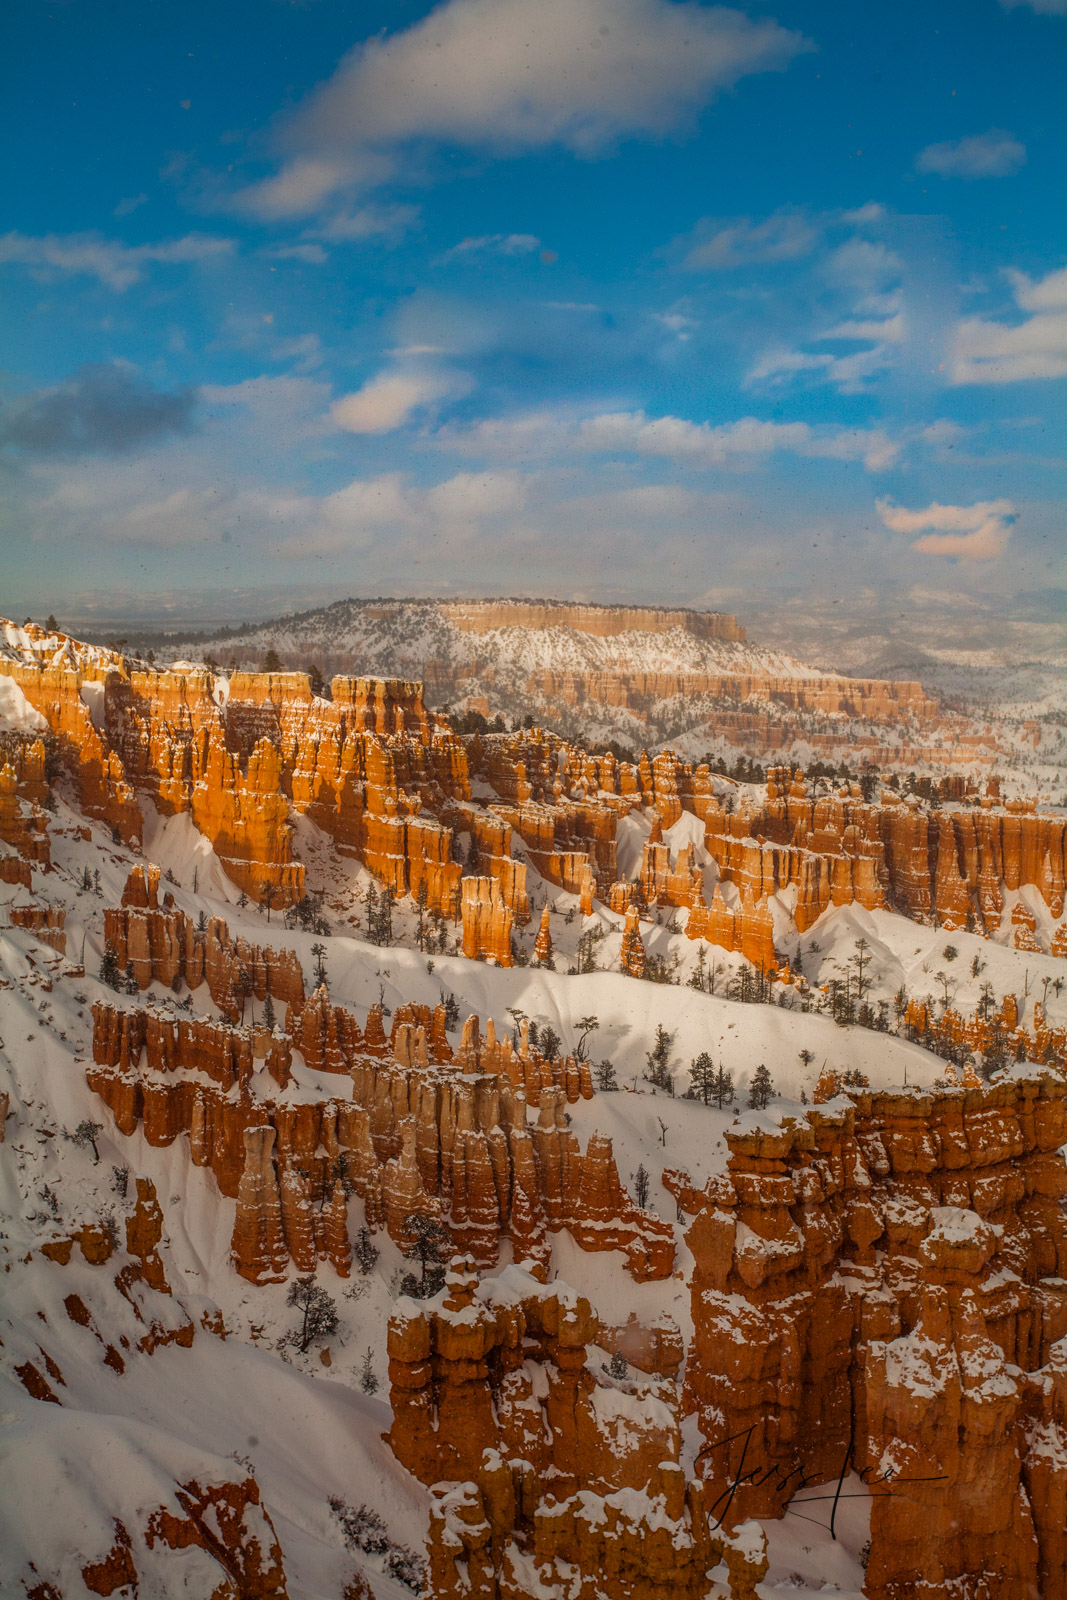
1 777 1063 1597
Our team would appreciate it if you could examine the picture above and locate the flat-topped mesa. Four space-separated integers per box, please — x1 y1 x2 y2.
672 1073 1067 1587
439 598 747 643
391 1261 767 1600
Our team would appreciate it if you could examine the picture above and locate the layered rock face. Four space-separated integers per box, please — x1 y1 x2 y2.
9 903 66 952
390 1259 769 1600
156 597 1033 772
671 1073 1067 1595
88 984 673 1287
0 761 52 867
699 765 1066 940
105 873 305 1019
440 598 747 642
5 624 1061 970
0 625 473 910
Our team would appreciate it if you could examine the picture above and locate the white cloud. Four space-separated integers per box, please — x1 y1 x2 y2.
438 233 541 263
952 264 1067 383
331 367 470 433
236 158 364 222
442 406 902 471
747 342 893 393
241 0 809 218
824 237 902 293
275 469 529 556
200 375 335 436
817 312 907 344
877 497 1017 560
314 203 420 241
0 230 234 291
916 130 1026 179
682 209 818 270
999 0 1066 13
265 243 328 264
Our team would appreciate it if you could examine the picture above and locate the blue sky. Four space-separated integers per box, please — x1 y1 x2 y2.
1 0 1064 624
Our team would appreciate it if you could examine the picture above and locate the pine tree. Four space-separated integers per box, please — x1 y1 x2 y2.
631 1164 650 1209
712 1063 734 1109
688 1051 717 1104
415 879 429 951
644 1024 675 1093
748 1062 774 1109
593 1059 618 1092
358 1347 379 1395
124 961 139 995
72 1119 103 1163
353 1225 379 1275
99 942 121 990
399 1213 449 1299
310 941 329 990
262 990 276 1031
539 1025 562 1063
286 1276 339 1352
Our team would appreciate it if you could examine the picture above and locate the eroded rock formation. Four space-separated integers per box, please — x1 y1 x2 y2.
669 1073 1067 1594
88 990 672 1286
391 1258 768 1600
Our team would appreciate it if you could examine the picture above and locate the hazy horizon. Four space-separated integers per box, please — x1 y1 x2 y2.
2 0 1065 625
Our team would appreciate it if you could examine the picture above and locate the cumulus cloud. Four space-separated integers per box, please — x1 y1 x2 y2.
916 130 1026 179
744 231 906 393
0 364 196 455
681 209 818 270
952 263 1067 383
331 367 471 433
0 230 234 291
877 497 1017 560
239 0 809 218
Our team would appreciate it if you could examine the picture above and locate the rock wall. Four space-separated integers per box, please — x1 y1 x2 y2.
390 1258 770 1600
104 879 305 1019
670 1073 1067 1592
88 993 673 1286
440 599 747 643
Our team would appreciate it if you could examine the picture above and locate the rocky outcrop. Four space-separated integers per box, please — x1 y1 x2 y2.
441 599 747 642
88 992 673 1285
686 884 775 972
9 904 66 952
0 763 51 866
461 876 514 966
392 1258 768 1600
619 906 646 978
672 1073 1067 1589
105 878 305 1016
701 767 1066 938
144 1474 289 1598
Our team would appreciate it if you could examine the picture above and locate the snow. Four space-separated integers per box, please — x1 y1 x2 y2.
0 673 47 732
0 707 1063 1598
